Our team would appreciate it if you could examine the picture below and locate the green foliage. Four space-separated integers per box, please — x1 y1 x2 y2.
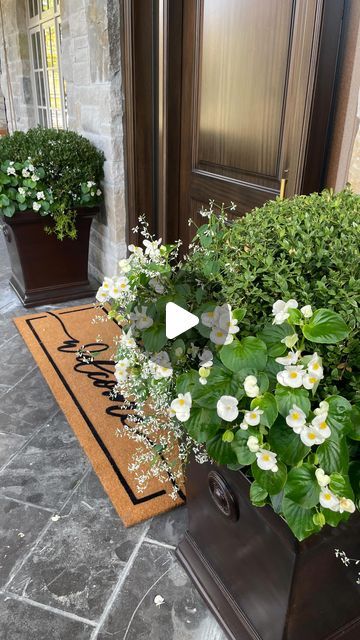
185 190 360 400
0 127 104 239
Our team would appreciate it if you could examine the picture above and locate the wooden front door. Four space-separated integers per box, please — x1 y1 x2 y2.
122 0 344 246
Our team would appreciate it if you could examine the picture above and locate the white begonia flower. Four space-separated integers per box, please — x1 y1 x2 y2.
128 244 144 258
199 348 213 368
149 277 165 294
199 377 207 385
201 309 218 328
299 426 324 447
32 202 41 211
286 405 307 431
36 191 45 200
218 305 239 335
216 395 239 422
143 238 162 260
314 400 329 418
276 365 305 388
247 435 260 452
301 304 313 318
31 173 40 181
243 375 260 398
22 168 30 177
100 276 112 292
129 306 153 330
18 187 26 195
311 415 331 439
170 392 192 422
149 351 173 379
240 421 249 430
28 164 34 172
307 353 324 380
339 497 356 514
256 449 278 472
272 299 298 325
281 333 299 349
275 351 300 366
120 331 136 349
96 188 102 196
244 407 263 426
302 373 321 390
315 468 331 487
115 358 129 383
87 180 96 187
319 488 340 511
118 258 131 273
96 286 109 303
210 327 234 345
110 276 130 299
7 166 16 175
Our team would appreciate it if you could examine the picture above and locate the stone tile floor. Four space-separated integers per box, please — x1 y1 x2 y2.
0 233 226 639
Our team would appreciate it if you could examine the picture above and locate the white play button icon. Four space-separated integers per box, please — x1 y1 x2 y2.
166 302 199 339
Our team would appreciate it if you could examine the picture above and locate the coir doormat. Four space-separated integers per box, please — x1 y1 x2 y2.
14 305 185 526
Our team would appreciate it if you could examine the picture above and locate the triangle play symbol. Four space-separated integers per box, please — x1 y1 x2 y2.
165 302 199 339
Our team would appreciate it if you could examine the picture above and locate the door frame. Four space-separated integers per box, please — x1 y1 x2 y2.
120 0 345 245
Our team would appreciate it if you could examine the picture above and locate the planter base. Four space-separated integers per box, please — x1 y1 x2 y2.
176 533 254 640
9 273 98 308
177 460 360 640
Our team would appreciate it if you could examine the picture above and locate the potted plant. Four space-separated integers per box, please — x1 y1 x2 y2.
0 127 104 307
95 192 360 640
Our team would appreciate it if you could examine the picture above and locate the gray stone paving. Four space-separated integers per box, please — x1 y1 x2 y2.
0 233 226 639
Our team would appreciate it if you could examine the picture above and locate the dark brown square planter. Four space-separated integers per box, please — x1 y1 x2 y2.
1 207 99 307
176 459 360 640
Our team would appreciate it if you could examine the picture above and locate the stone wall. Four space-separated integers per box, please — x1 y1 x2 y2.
61 0 127 281
0 0 127 282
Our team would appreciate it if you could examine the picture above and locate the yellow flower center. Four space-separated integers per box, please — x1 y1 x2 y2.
308 432 316 440
292 412 299 420
262 454 270 462
103 283 109 289
289 372 298 379
113 288 119 294
309 377 317 384
120 283 127 289
313 363 320 370
319 422 327 430
178 399 185 406
216 331 223 337
250 413 257 420
324 493 331 501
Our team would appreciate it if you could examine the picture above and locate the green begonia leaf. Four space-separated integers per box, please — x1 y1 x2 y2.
251 392 278 427
302 308 348 344
268 416 310 465
284 465 319 508
275 385 311 418
220 336 267 372
251 460 287 495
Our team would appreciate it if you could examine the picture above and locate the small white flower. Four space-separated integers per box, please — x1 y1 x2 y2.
129 306 153 330
118 258 131 273
243 375 260 398
154 595 165 607
199 348 213 368
149 351 173 379
32 202 41 211
286 405 307 431
272 299 298 325
22 168 30 177
216 395 239 422
301 305 313 318
210 327 234 345
199 377 207 385
275 351 300 366
110 276 130 298
311 415 331 439
307 353 323 380
96 188 102 196
143 238 162 260
28 164 34 172
315 468 331 487
170 392 192 422
319 488 340 511
244 407 263 426
339 497 356 514
247 435 260 452
299 426 324 447
240 421 249 430
256 449 278 472
302 373 320 390
36 191 45 200
31 173 40 181
18 187 26 195
87 180 96 188
128 244 144 258
115 358 129 383
96 286 109 303
149 277 165 294
7 166 16 175
314 400 329 418
276 365 304 388
120 331 136 349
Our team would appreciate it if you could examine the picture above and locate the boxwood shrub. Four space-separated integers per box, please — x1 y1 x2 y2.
185 190 360 399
